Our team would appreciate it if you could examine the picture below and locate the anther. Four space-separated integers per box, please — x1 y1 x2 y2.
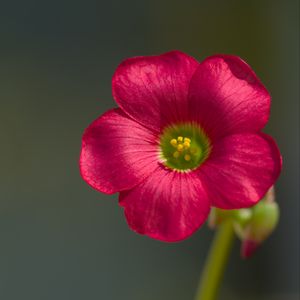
183 141 190 149
177 136 183 142
170 139 177 147
184 154 191 161
177 144 184 151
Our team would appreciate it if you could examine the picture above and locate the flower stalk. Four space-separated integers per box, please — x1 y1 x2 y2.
195 221 235 300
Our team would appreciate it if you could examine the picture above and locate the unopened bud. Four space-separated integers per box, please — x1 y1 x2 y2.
240 190 279 258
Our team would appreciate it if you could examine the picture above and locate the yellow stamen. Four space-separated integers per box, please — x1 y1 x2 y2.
183 141 190 149
177 144 184 151
184 154 191 161
177 136 183 142
170 139 177 147
173 151 180 158
184 137 191 143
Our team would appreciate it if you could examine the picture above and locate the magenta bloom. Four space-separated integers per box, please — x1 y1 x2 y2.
80 51 282 242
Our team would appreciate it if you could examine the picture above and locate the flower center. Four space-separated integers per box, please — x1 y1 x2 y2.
159 123 211 171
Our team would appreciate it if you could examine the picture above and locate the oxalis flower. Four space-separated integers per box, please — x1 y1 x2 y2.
80 51 282 242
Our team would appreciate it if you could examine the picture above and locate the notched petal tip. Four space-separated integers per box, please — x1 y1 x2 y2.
112 50 199 132
207 55 266 85
188 54 271 139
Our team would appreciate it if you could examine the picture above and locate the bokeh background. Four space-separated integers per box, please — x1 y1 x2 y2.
1 0 299 299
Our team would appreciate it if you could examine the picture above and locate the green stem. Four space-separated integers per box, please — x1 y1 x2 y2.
195 221 235 300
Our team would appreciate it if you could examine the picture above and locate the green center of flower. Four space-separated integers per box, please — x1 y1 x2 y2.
159 123 211 171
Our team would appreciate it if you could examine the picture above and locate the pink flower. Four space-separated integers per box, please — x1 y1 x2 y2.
80 51 282 242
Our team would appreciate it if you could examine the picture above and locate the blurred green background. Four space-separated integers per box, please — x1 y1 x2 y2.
0 0 299 299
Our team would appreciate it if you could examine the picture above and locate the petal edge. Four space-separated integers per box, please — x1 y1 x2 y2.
120 166 211 242
80 108 159 194
188 55 271 140
112 50 199 132
197 132 282 209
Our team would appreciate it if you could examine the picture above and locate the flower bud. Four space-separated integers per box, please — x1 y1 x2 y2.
240 188 279 258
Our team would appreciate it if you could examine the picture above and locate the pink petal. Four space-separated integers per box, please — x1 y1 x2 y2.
197 133 282 209
119 166 211 242
112 50 199 132
188 55 271 140
80 108 159 194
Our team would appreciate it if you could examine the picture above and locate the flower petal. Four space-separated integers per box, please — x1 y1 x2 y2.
188 55 271 140
119 166 210 242
80 108 159 194
112 50 199 132
197 133 282 209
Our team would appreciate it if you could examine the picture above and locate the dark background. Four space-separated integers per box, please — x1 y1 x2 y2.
0 0 299 299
